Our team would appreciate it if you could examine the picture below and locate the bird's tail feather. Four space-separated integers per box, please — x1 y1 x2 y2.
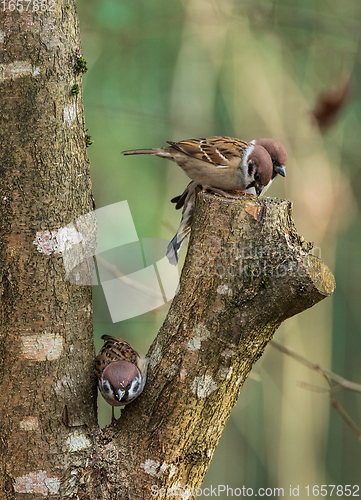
166 231 190 265
166 184 196 265
122 148 159 155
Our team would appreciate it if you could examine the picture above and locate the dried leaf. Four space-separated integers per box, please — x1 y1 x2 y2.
245 204 267 222
312 79 351 131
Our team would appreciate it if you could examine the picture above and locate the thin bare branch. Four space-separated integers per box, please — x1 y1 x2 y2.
270 339 361 439
270 339 361 393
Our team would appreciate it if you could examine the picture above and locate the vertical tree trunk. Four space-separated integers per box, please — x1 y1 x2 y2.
0 2 97 497
91 194 335 499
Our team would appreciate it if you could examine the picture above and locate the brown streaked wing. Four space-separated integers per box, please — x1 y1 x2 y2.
207 136 249 159
95 349 108 380
167 136 249 167
167 138 208 162
95 335 140 380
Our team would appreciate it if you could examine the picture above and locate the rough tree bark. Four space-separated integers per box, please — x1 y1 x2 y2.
0 1 97 499
0 2 335 500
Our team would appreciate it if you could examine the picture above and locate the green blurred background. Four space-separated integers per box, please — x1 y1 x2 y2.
77 0 361 493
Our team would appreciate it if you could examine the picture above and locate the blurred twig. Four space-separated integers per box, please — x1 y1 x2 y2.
96 255 164 301
270 339 361 439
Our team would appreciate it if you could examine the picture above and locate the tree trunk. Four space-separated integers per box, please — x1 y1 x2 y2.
0 2 335 499
0 2 97 499
84 192 334 499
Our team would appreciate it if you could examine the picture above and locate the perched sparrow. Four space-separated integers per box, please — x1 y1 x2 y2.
122 136 273 196
246 138 287 194
95 335 148 422
166 138 288 265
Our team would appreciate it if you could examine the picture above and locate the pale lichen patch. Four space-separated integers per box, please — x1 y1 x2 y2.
20 417 39 431
63 102 77 126
33 226 82 255
185 337 201 351
169 464 177 478
66 431 91 452
149 344 162 369
14 470 60 496
185 323 211 351
0 61 37 81
141 459 167 478
191 375 218 398
192 324 210 339
82 304 92 318
158 462 167 476
221 348 235 358
33 231 57 256
141 459 159 476
218 366 233 380
179 368 187 381
168 364 179 377
21 333 63 361
54 375 75 395
217 284 232 295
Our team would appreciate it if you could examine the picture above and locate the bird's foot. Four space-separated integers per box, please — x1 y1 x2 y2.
201 187 235 199
233 190 255 198
111 407 118 425
202 187 255 200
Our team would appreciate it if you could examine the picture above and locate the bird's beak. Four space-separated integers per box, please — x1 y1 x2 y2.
115 389 125 402
255 183 263 197
275 165 286 177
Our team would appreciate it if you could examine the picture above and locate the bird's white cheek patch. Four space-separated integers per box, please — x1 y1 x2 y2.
20 417 39 431
66 431 91 452
14 471 60 496
21 333 63 361
191 375 217 398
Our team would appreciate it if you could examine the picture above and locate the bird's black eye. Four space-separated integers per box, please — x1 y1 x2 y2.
132 380 140 393
102 382 110 393
255 172 261 183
